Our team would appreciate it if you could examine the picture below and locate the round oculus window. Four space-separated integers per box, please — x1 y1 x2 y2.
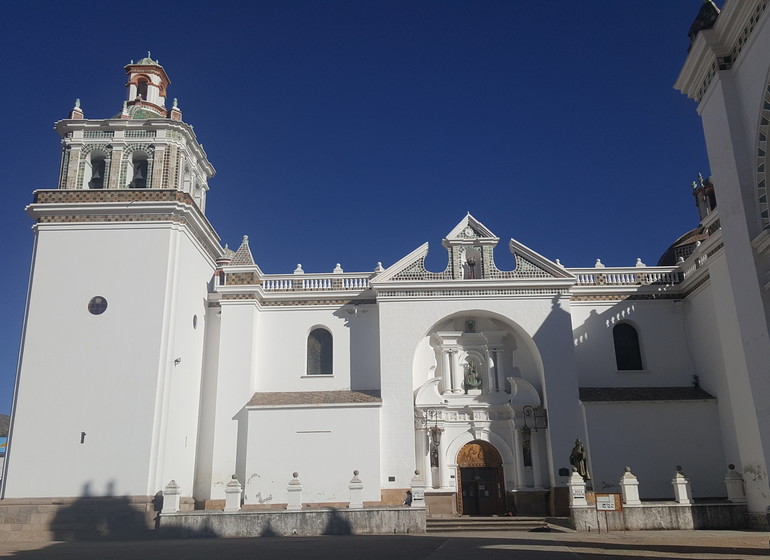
88 296 108 315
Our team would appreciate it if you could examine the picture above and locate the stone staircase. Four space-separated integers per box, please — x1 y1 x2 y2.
426 516 551 533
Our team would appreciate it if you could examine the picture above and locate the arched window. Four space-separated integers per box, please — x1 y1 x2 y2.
307 328 333 375
88 154 106 189
137 78 149 101
613 323 643 370
129 153 148 189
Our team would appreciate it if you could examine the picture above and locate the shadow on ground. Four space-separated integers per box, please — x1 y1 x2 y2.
3 533 769 560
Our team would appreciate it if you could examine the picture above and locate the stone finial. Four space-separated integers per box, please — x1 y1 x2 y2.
635 258 646 267
70 98 84 119
594 259 605 268
242 235 249 245
351 469 361 483
294 264 304 274
173 98 178 109
374 262 384 272
555 258 563 267
333 263 343 273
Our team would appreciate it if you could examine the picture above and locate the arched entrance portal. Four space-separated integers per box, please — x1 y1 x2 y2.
456 441 504 516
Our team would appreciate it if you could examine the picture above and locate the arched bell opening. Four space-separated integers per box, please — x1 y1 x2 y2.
456 441 504 516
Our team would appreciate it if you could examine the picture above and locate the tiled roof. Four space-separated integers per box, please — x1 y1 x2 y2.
579 387 715 402
247 390 382 407
230 235 255 266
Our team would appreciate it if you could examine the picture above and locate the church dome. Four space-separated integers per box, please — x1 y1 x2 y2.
656 225 710 266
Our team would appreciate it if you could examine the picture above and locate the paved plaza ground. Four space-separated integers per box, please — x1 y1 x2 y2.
0 529 768 559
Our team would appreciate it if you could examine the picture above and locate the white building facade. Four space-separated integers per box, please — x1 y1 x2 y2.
3 1 770 527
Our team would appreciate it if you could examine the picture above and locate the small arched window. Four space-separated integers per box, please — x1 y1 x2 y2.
129 154 148 189
88 154 106 189
307 328 333 375
613 323 643 370
136 78 149 101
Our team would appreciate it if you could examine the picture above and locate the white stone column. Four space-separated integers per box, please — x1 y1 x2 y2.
619 467 641 505
724 464 747 503
287 472 303 510
530 431 543 489
491 349 500 392
513 428 526 488
442 350 453 394
415 421 429 482
349 470 364 509
224 475 243 512
450 350 464 394
672 468 692 504
161 480 181 513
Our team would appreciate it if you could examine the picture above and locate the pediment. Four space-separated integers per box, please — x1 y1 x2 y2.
444 213 498 242
371 236 574 283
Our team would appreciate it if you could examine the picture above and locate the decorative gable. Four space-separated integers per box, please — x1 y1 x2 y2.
373 215 573 284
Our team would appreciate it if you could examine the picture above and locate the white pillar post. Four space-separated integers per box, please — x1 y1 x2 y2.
672 467 693 504
724 464 747 503
224 475 243 512
568 470 588 507
349 470 364 509
287 472 303 510
619 467 641 505
161 480 181 513
410 470 426 509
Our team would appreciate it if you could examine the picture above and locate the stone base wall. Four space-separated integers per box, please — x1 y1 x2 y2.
0 496 187 543
571 502 748 532
424 492 456 517
158 507 425 537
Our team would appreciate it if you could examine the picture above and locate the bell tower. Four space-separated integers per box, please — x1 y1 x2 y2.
3 56 222 501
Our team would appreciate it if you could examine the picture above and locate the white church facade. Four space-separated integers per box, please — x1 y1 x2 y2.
4 0 770 528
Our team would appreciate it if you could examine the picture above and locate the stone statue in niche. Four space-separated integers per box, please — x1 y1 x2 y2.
465 362 482 391
569 439 591 481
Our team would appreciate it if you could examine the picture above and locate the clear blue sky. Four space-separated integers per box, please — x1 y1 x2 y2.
0 1 713 414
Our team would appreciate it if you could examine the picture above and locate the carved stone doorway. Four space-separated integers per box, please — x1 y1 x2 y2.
456 441 504 516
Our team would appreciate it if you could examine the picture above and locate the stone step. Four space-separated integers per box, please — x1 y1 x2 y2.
426 516 549 533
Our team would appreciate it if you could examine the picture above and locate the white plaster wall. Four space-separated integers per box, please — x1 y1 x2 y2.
682 272 740 469
571 300 694 388
242 405 381 505
5 223 211 498
377 295 583 491
194 303 223 499
152 227 215 496
705 254 770 511
584 400 726 499
256 306 366 392
199 300 258 500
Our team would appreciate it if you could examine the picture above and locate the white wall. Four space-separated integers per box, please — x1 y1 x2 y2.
242 405 381 505
584 400 726 499
571 300 695 388
5 222 213 498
